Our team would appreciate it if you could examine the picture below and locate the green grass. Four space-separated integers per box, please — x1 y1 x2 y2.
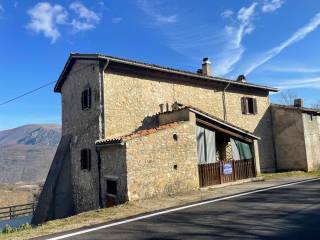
262 170 320 180
2 170 320 239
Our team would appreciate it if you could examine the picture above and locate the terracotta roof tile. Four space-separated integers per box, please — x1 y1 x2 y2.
95 122 181 145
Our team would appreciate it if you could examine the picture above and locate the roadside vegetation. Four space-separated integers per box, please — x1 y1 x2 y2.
1 171 319 240
262 170 320 180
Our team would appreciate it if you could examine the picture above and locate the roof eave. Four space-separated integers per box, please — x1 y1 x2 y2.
54 53 279 93
95 140 125 148
189 108 261 140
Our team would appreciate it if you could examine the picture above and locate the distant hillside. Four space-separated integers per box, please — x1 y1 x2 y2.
0 124 61 183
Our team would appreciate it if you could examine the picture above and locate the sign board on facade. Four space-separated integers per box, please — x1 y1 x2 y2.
223 163 233 175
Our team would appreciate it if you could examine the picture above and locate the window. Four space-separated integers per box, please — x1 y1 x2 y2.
81 149 91 170
106 179 117 195
241 97 257 115
81 88 91 110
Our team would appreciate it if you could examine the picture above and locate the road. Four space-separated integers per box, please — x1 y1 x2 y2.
43 179 320 240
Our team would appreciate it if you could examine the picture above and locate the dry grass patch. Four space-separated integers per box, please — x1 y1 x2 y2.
0 184 40 208
262 170 320 180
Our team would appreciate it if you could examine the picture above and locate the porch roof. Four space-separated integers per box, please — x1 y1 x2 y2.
159 104 261 141
95 122 182 146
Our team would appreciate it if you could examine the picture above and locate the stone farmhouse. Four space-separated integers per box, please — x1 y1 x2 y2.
271 100 320 172
33 53 282 224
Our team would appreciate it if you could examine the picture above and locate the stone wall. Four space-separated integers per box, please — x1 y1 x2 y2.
99 145 128 205
61 60 102 213
104 71 275 172
270 106 307 171
303 113 320 171
125 119 199 201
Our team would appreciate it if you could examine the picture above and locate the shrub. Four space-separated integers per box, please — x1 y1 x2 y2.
2 224 15 234
1 223 32 234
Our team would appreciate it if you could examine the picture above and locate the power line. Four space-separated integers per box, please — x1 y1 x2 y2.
0 63 95 107
0 80 57 107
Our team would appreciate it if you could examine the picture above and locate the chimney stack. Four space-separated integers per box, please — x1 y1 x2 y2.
236 74 246 83
202 57 212 77
294 98 304 108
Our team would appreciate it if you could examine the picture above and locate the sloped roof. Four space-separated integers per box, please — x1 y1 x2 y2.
54 53 279 93
157 104 260 140
95 122 181 145
271 104 320 115
96 105 260 146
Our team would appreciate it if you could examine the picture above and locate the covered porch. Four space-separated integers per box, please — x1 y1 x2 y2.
194 109 260 187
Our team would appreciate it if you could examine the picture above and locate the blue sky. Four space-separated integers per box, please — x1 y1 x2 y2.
0 0 320 130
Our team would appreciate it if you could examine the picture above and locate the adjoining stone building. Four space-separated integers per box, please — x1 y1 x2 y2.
32 53 279 224
271 100 320 172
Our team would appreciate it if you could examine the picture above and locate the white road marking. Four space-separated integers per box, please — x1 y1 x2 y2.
46 178 320 240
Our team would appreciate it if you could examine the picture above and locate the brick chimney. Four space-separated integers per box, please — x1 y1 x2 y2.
202 58 212 77
294 98 304 108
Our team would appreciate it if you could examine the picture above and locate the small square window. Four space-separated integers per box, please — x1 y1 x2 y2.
81 149 91 171
106 179 117 195
81 88 91 110
241 97 258 115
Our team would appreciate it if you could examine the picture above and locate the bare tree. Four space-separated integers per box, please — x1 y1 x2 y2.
311 100 320 109
277 90 299 105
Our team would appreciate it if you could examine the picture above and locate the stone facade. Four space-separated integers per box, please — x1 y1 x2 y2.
99 118 199 202
104 71 275 172
271 105 320 171
302 113 320 171
46 54 277 220
60 60 102 213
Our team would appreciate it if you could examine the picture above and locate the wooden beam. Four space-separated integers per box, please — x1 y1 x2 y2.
196 118 253 143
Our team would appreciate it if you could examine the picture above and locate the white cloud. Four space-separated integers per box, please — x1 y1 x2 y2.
275 77 320 89
244 12 320 75
215 2 257 75
69 2 100 31
26 2 101 43
26 2 68 43
265 66 320 73
137 0 177 24
70 2 100 22
238 3 257 23
262 0 284 13
221 10 233 19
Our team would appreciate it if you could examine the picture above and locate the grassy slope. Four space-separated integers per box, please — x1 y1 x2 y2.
0 184 39 207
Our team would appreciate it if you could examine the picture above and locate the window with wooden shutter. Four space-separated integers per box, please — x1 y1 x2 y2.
81 149 91 171
241 97 247 114
252 98 258 114
241 97 257 115
81 88 91 110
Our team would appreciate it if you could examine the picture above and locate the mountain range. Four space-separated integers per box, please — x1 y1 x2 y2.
0 124 61 183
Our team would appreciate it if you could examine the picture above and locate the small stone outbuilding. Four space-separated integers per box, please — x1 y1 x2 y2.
271 101 320 172
96 105 261 206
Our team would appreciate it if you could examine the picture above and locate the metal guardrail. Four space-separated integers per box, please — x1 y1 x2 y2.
0 202 36 220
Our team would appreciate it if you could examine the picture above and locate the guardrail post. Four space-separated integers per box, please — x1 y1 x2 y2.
9 207 12 220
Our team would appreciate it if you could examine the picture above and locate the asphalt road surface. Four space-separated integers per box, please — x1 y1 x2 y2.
44 179 320 240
